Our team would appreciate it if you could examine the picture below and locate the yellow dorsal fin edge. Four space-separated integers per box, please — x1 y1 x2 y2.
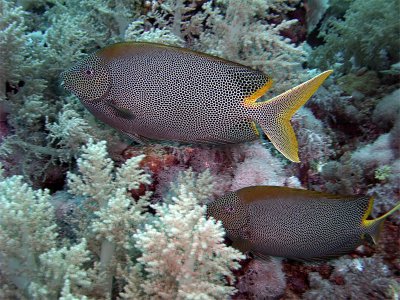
243 70 333 110
361 196 375 227
246 70 333 162
243 78 273 107
363 200 400 227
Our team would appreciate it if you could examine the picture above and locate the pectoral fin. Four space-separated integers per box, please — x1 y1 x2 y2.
231 226 253 253
109 102 135 120
232 237 252 254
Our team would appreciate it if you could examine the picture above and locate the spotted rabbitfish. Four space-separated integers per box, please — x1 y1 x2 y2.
207 186 400 261
61 42 332 162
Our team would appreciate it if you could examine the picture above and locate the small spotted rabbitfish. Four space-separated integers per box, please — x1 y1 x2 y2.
207 186 400 261
61 42 332 162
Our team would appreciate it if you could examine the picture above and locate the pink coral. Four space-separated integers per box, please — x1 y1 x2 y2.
230 142 287 190
236 258 286 299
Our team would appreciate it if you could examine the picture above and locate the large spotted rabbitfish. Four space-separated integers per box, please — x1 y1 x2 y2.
62 42 332 162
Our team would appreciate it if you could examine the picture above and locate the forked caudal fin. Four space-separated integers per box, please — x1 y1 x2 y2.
363 200 400 245
246 70 333 162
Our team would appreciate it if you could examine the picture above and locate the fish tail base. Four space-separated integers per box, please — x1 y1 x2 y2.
251 70 333 162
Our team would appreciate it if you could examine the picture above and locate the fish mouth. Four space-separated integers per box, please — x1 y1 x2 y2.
59 71 74 92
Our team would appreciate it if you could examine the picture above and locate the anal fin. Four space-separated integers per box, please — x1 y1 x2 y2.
121 130 150 144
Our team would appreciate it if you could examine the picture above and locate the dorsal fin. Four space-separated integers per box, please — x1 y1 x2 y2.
363 200 400 244
236 186 360 204
97 41 253 67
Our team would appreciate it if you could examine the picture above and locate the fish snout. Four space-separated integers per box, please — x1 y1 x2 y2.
59 71 71 91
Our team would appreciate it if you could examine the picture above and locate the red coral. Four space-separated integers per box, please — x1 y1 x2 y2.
282 261 333 295
122 144 237 200
379 221 400 271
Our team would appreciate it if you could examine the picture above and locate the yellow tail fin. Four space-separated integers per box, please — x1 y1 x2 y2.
248 70 333 162
364 201 400 244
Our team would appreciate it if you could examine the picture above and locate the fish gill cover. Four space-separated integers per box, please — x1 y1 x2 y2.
0 0 399 299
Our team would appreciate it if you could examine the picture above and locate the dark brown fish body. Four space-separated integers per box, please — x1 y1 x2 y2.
87 44 262 143
207 186 400 260
62 42 332 162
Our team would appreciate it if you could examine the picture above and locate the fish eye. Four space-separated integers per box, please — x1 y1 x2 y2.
225 206 235 213
83 67 94 77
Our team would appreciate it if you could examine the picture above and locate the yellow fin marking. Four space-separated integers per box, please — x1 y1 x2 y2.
250 121 260 136
243 79 273 108
362 199 400 244
250 70 333 162
361 196 375 227
363 200 400 228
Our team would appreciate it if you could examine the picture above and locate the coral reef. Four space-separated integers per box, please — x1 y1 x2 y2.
0 0 399 298
0 172 92 298
310 0 400 73
66 139 152 297
121 185 244 299
235 258 286 299
230 143 288 190
0 141 245 298
304 256 399 299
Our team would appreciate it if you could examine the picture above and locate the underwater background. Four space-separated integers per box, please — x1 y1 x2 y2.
0 0 399 299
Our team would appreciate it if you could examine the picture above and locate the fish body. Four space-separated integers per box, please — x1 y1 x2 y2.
206 186 400 260
62 42 332 162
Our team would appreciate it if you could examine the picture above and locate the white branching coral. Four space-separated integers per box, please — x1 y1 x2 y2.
0 175 93 299
0 1 28 102
90 187 150 251
29 239 93 299
1 140 245 298
67 139 115 206
199 0 308 93
125 19 184 46
67 138 152 297
46 102 92 150
0 176 57 278
121 185 245 299
67 139 151 207
169 168 215 205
